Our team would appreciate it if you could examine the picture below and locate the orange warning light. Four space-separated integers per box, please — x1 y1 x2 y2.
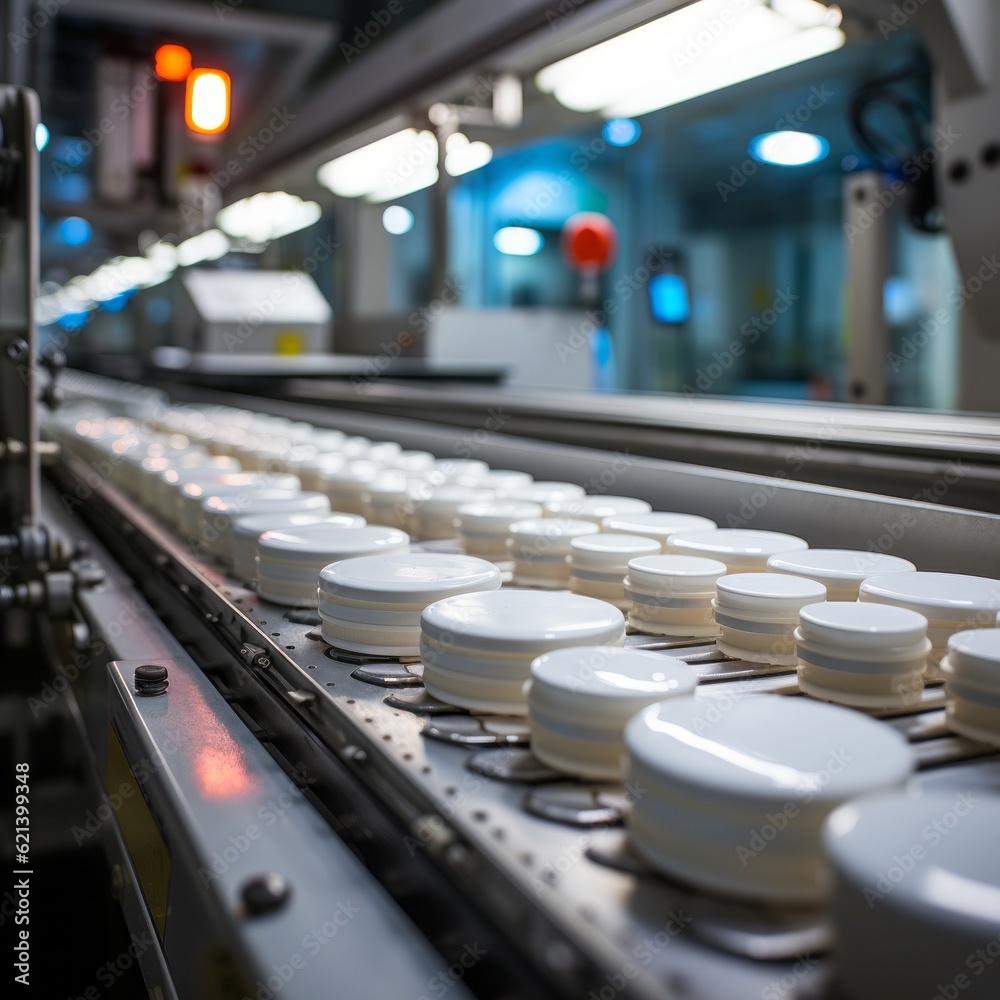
154 44 193 82
185 68 231 135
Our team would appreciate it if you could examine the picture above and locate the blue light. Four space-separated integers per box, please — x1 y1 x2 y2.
58 216 92 246
749 131 829 167
101 292 133 314
58 311 90 331
884 277 918 325
602 118 641 148
35 123 49 151
648 274 690 324
53 174 90 202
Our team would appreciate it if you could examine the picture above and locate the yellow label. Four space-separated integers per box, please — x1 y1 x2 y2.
274 331 305 355
107 724 171 941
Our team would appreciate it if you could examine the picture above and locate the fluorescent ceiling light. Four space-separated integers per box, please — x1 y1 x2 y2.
176 229 231 267
536 0 844 118
493 226 544 256
749 129 829 165
444 132 493 176
217 191 322 243
317 129 438 202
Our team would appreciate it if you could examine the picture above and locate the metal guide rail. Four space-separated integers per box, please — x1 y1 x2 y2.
51 443 1000 1000
151 375 1000 513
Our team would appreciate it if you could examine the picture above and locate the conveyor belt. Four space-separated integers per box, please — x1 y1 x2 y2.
47 387 1000 1000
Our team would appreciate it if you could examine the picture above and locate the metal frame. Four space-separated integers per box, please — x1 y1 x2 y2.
0 86 40 532
42 481 481 1000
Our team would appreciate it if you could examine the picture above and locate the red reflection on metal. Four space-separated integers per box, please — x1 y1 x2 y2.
185 682 258 799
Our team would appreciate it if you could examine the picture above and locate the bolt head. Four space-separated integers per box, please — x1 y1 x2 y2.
134 664 169 696
240 873 291 917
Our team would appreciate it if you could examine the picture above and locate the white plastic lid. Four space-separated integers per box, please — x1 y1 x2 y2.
860 572 1000 624
945 627 1000 679
258 523 408 563
421 485 496 512
233 511 365 541
421 589 625 654
389 450 436 473
310 430 347 450
570 533 660 570
319 553 502 604
365 472 430 500
768 549 917 589
798 601 929 649
430 458 490 480
716 572 827 613
504 482 585 504
668 529 809 565
824 791 1000 929
626 696 912 803
319 460 384 487
204 491 330 520
365 442 403 464
627 555 729 593
530 647 696 704
179 472 299 496
160 460 242 485
545 495 653 522
509 517 599 551
603 511 718 541
339 436 372 458
456 502 543 533
474 470 533 492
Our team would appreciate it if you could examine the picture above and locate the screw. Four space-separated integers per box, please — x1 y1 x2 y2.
134 664 169 696
240 873 291 917
4 339 28 362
